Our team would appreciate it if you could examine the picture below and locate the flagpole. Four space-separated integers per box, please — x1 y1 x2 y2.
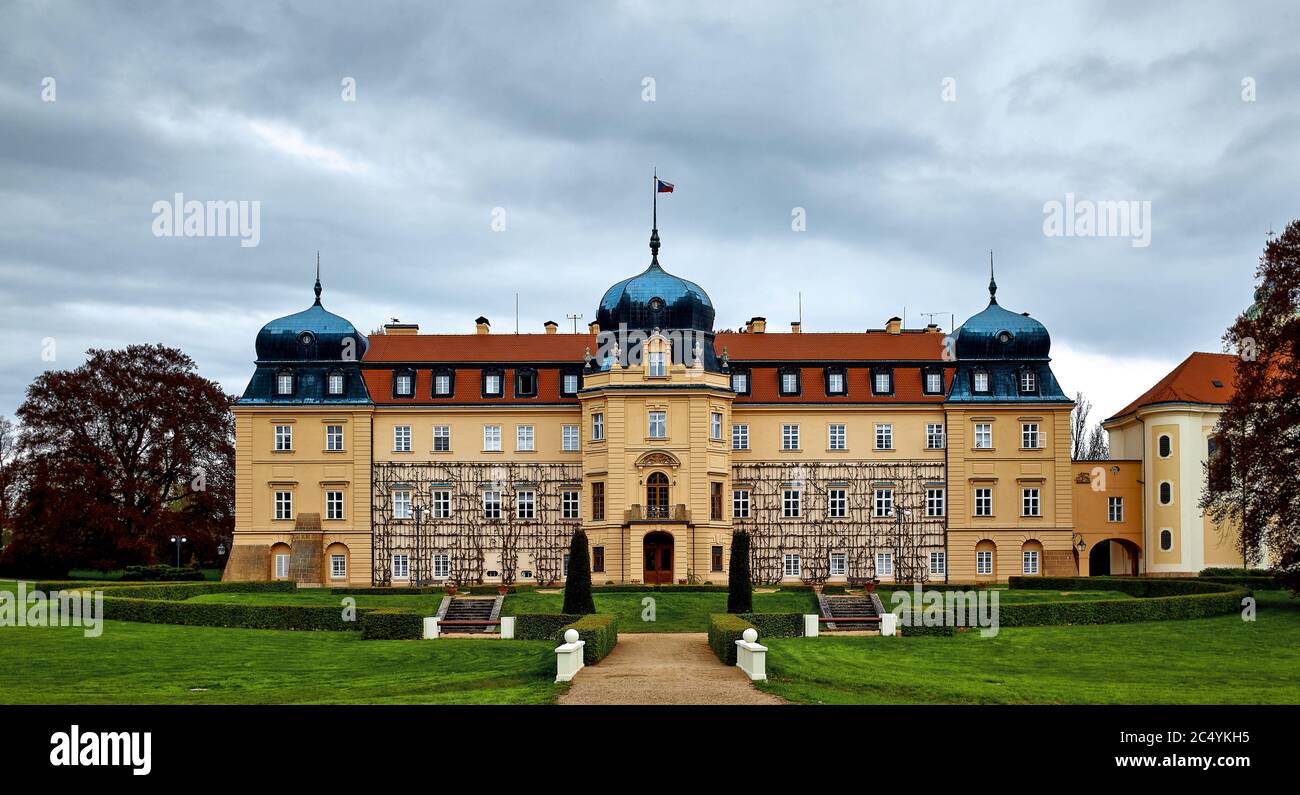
652 166 657 231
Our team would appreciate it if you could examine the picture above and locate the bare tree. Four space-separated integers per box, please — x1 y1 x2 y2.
1084 425 1110 460
0 416 22 548
1071 392 1092 460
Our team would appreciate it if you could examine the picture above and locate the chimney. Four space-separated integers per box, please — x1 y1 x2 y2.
384 322 419 336
925 323 941 334
475 316 491 335
790 321 801 334
885 316 902 335
588 320 600 335
749 316 767 334
544 320 558 335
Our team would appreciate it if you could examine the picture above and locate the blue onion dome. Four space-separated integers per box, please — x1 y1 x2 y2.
254 270 367 362
954 268 1051 360
597 233 715 332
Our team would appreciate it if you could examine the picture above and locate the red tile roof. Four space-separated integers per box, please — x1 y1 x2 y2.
365 333 596 362
1107 352 1237 422
736 366 952 404
719 331 946 361
362 366 577 406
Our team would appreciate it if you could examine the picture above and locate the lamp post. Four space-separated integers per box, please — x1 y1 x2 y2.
169 535 188 568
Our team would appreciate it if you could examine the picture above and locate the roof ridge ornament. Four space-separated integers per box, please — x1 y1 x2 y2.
988 250 998 305
314 251 323 306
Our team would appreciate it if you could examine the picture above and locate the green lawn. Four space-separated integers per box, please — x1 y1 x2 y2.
879 587 1135 611
757 590 1300 705
501 590 819 632
187 590 449 612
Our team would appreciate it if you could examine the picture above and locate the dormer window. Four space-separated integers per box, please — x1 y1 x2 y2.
275 369 294 396
922 368 943 395
432 368 454 397
326 370 345 396
825 367 847 396
648 351 667 377
731 369 750 395
482 369 504 397
871 368 894 396
393 369 415 398
561 370 580 397
1019 369 1037 394
514 367 538 398
972 369 991 394
778 367 801 396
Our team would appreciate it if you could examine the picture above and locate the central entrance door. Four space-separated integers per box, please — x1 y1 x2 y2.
643 531 674 585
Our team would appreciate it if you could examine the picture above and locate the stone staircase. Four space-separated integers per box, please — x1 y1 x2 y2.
818 593 881 631
437 596 501 634
287 513 323 586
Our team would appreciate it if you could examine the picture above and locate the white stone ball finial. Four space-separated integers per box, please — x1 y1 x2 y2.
564 629 580 643
742 628 758 643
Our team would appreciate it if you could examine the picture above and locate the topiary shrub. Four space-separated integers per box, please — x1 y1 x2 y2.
562 529 596 614
514 613 584 640
741 612 805 639
361 609 424 640
727 530 752 614
559 613 618 664
708 613 755 665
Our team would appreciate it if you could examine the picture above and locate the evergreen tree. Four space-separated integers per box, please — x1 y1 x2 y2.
562 528 596 614
727 530 753 613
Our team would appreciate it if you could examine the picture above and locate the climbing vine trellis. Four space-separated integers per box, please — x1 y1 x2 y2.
372 461 582 586
730 461 946 585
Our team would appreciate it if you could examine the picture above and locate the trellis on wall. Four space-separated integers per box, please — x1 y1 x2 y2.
372 461 583 587
731 461 946 585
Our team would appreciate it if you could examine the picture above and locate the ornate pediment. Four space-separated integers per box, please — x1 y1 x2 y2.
635 450 681 468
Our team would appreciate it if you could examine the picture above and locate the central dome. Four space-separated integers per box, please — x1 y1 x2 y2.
597 260 715 332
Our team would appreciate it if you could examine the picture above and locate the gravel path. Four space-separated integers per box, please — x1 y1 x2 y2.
558 633 785 705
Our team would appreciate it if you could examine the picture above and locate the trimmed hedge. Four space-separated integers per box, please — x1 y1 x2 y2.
1197 576 1278 588
122 564 206 581
708 613 755 665
1200 567 1273 577
744 612 805 639
514 613 584 640
593 584 729 593
1000 576 1248 626
330 586 448 596
900 622 956 636
361 609 424 640
560 614 618 664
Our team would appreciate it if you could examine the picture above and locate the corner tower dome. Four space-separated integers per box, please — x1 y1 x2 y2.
954 262 1051 360
596 229 715 333
254 261 368 362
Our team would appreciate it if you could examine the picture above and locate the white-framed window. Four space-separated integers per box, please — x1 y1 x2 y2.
974 422 993 449
783 553 801 577
781 371 799 394
325 424 344 451
274 490 292 520
1108 496 1124 522
433 425 450 452
274 424 292 451
562 490 580 520
648 411 667 439
395 373 413 396
830 552 847 577
783 489 801 518
432 554 450 579
274 553 289 579
732 372 749 393
648 350 667 377
431 490 451 519
562 424 580 451
1023 550 1040 574
828 487 847 518
925 371 943 394
330 554 346 579
483 490 502 519
874 488 893 517
974 487 992 516
591 413 605 441
875 423 893 450
1159 481 1173 505
327 372 345 395
929 551 946 576
973 371 990 393
926 487 945 517
711 412 723 440
1022 487 1041 517
517 424 535 451
392 490 411 520
516 490 535 520
782 423 800 450
829 423 847 450
1021 422 1041 449
827 371 845 394
483 425 502 452
325 490 344 520
875 552 893 578
562 372 580 395
732 489 751 519
392 554 410 580
926 423 945 449
394 425 412 452
276 372 294 395
1160 528 1173 551
484 372 502 396
873 371 892 394
732 424 749 450
434 372 452 396
1020 370 1036 393
976 550 992 575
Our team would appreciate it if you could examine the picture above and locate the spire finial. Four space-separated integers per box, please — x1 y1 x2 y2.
314 251 322 305
987 249 998 304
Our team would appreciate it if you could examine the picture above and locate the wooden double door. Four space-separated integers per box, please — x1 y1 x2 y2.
643 531 674 585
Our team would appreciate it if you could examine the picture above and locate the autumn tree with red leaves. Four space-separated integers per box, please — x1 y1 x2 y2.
0 344 234 576
1202 221 1300 590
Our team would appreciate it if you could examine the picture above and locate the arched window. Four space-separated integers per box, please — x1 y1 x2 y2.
1158 434 1172 458
1159 482 1173 505
1160 529 1173 551
646 472 669 518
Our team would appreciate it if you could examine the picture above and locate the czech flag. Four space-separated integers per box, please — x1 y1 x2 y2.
656 179 674 193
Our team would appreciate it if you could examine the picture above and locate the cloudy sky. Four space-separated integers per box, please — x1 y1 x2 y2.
2 1 1296 424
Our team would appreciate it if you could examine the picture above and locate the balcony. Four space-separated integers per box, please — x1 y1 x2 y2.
625 504 691 523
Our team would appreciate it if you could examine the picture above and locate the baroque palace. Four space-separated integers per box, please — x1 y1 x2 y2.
225 225 1236 587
